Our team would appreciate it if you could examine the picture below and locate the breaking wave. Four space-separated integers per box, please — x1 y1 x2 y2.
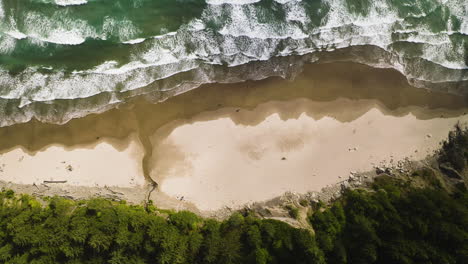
0 0 466 126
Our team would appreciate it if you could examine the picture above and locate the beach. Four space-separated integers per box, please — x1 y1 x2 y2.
0 62 466 212
151 100 468 210
0 134 145 187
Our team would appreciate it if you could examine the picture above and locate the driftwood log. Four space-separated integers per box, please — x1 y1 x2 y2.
43 180 67 184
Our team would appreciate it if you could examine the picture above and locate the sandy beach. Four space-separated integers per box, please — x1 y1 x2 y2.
0 62 466 212
150 99 468 210
0 134 146 188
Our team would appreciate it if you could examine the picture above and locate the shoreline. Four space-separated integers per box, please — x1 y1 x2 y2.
2 46 466 129
0 62 466 154
0 61 467 213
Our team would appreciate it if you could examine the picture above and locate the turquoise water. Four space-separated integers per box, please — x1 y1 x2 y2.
0 0 466 126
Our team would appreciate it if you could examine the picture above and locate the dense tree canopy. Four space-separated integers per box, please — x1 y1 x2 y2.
0 191 325 264
0 177 466 264
311 181 468 264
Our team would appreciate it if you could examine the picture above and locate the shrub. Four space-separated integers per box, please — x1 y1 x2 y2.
439 124 468 172
5 189 14 199
286 205 299 219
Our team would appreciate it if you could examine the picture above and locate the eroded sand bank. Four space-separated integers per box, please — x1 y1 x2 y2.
150 99 468 211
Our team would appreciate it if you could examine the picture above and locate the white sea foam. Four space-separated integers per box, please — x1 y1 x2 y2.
216 4 308 40
0 35 17 54
5 31 27 40
54 0 88 6
421 42 468 70
102 17 140 41
123 38 146 44
23 11 97 45
0 0 466 114
153 31 177 39
4 11 141 46
0 0 4 20
39 30 86 45
283 1 309 24
274 0 301 4
187 19 206 31
206 0 261 5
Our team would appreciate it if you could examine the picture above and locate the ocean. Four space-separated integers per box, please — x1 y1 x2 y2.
0 0 466 127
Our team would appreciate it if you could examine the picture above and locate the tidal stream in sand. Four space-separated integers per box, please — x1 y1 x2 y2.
0 62 466 211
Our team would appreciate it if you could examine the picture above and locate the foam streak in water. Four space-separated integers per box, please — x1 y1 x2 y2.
54 0 88 6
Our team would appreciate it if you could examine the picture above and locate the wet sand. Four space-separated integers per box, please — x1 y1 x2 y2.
0 62 466 210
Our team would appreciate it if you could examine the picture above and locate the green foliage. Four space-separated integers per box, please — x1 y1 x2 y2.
168 211 201 233
372 175 404 195
412 167 443 188
299 199 309 207
286 205 300 219
310 184 468 264
0 192 323 264
0 181 465 264
5 189 14 199
439 124 468 172
311 203 346 254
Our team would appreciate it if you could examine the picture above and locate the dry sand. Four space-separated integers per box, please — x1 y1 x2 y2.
0 134 145 188
150 99 468 211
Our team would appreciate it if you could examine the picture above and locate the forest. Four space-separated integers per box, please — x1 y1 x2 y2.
0 128 466 264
